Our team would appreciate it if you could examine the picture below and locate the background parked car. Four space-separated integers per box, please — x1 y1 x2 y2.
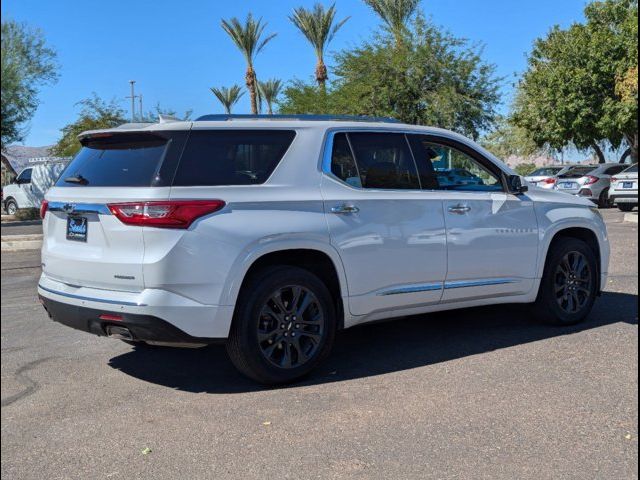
435 168 484 189
554 163 630 208
2 162 67 215
524 165 573 189
609 163 638 212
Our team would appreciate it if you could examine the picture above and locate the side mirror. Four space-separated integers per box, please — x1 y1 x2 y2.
506 174 528 195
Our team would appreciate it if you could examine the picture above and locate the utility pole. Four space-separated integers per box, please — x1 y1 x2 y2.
139 95 143 121
126 80 138 122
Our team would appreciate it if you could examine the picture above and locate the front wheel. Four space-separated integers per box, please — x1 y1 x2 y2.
226 266 337 385
5 199 18 215
618 203 636 212
532 238 598 325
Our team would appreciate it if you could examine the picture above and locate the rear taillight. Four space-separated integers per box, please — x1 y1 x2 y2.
611 177 619 183
543 177 557 184
40 199 49 219
108 200 225 229
584 176 599 185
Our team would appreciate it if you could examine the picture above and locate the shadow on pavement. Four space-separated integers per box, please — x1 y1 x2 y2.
108 291 638 394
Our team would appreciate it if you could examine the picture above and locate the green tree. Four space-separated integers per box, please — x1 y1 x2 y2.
50 94 126 157
139 104 193 123
513 0 638 163
221 14 276 115
514 163 539 177
481 117 548 161
363 0 420 46
210 85 245 114
280 15 501 139
1 20 58 148
289 3 349 91
258 79 283 115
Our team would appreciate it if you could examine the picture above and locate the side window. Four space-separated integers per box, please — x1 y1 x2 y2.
348 132 420 190
330 133 362 188
415 141 503 192
407 135 441 190
173 130 296 186
17 168 33 184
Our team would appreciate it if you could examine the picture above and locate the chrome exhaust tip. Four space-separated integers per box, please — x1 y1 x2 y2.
105 325 134 341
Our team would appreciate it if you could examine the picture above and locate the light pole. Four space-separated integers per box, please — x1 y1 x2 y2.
126 80 137 122
139 94 143 121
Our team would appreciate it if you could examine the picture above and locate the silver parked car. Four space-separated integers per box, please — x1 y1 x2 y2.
609 163 638 212
554 163 630 208
525 165 573 189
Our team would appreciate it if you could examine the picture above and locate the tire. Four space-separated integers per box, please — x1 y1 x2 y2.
5 198 18 215
532 237 598 325
597 188 612 208
618 203 636 212
226 265 337 385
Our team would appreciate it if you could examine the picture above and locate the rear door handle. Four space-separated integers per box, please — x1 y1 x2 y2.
448 204 471 215
331 204 360 214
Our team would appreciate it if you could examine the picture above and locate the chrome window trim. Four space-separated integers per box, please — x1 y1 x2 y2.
38 284 146 307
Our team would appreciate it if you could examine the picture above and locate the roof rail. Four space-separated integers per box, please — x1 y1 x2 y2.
194 114 401 123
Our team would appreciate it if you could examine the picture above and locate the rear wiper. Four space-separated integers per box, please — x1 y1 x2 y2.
64 175 89 185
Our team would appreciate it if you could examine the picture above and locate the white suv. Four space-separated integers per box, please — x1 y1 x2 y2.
38 115 610 384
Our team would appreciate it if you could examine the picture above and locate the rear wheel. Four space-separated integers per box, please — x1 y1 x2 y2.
532 238 598 325
618 203 636 212
598 188 613 208
226 266 336 385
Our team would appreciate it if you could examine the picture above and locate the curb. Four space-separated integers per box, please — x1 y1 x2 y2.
1 234 43 252
623 212 638 224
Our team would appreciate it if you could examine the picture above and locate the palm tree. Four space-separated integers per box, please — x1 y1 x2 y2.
362 0 419 45
210 85 245 114
289 3 349 91
258 79 283 115
221 14 277 115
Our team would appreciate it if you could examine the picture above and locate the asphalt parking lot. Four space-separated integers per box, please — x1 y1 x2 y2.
1 209 637 479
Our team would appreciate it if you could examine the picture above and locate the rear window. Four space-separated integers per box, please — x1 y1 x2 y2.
530 167 561 176
172 130 296 186
560 166 596 178
56 133 171 187
624 164 638 173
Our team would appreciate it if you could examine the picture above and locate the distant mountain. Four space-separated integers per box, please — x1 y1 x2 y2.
2 145 68 173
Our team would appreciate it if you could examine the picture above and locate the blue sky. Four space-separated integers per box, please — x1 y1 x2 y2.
2 0 589 147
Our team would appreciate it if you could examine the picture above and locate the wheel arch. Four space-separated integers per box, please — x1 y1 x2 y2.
541 226 603 294
224 244 348 329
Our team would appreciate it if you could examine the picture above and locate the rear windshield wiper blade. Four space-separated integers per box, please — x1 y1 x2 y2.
64 175 89 185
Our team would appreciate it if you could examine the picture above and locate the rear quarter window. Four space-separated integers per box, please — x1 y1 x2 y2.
172 130 296 186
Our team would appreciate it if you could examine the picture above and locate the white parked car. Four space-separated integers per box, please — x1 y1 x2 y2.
554 163 629 208
3 162 68 215
38 116 610 384
524 165 572 189
608 163 638 212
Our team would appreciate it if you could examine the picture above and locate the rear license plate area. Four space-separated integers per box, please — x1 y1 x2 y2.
623 182 633 189
66 216 88 242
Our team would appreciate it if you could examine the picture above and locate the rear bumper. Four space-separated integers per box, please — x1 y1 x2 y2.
609 193 638 204
37 273 234 340
39 296 223 344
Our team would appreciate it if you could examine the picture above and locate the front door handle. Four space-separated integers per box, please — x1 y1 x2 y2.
331 204 360 214
448 204 471 215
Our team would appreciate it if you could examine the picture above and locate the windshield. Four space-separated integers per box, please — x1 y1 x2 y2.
56 133 169 187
